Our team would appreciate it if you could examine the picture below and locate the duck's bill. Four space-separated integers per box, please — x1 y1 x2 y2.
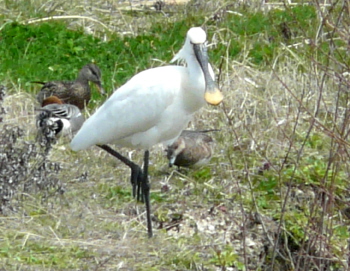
193 44 223 106
95 82 106 95
168 157 176 167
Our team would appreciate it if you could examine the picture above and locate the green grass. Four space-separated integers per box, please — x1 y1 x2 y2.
2 3 346 97
1 0 350 270
1 240 93 269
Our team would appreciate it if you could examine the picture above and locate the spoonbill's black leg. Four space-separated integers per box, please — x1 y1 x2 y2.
97 144 153 237
142 150 152 238
98 144 140 197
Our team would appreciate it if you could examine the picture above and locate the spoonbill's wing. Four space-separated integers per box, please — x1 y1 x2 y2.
71 66 185 150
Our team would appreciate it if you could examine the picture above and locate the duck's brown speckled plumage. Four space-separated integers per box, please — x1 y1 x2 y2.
166 130 216 168
36 64 104 109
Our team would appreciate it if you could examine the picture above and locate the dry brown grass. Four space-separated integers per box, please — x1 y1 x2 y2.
1 0 350 270
2 58 346 269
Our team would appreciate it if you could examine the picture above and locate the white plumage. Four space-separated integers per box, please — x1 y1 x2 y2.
71 27 222 151
70 27 223 237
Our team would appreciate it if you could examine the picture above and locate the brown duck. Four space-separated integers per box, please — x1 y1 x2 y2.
166 129 218 168
35 64 105 109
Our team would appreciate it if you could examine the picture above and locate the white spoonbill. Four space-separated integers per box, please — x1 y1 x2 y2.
70 27 223 238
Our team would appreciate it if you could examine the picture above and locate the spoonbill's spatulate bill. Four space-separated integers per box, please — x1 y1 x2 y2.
70 27 223 238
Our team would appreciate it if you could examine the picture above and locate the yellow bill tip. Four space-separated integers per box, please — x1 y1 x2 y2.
205 89 223 106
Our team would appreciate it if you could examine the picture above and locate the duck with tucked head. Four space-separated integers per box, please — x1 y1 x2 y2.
36 96 85 148
35 64 105 110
